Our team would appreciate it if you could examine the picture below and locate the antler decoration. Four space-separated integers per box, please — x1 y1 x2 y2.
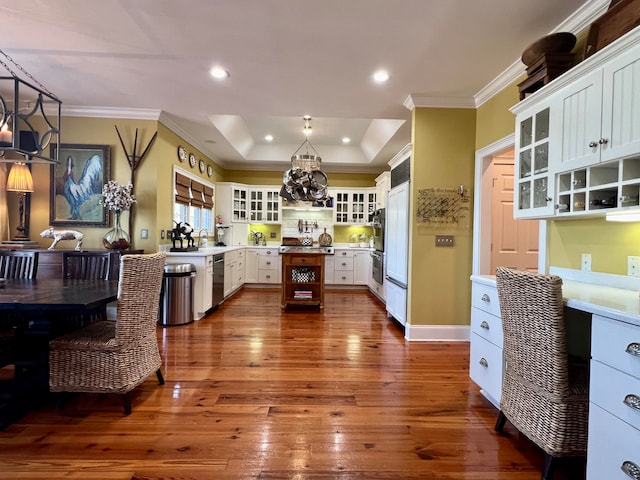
114 125 158 248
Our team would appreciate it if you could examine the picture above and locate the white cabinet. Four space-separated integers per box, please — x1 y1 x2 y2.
257 249 280 284
324 255 334 284
165 254 213 321
249 188 281 223
386 182 409 286
587 314 640 479
245 249 260 283
353 251 370 285
514 103 556 218
223 248 244 298
512 28 640 219
385 280 406 326
333 249 354 284
331 188 376 224
216 183 248 223
468 278 503 408
375 171 390 209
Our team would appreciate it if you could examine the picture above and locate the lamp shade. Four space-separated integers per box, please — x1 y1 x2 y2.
6 162 34 193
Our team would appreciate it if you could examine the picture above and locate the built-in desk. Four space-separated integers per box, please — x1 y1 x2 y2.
470 268 640 479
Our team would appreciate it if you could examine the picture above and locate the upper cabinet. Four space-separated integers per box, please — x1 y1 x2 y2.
511 27 640 219
249 187 281 223
375 171 391 209
330 188 376 224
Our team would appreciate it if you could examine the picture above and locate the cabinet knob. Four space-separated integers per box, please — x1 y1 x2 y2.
623 394 640 412
479 358 488 367
341 262 347 266
481 293 490 302
589 141 598 148
266 275 271 279
545 196 552 202
626 343 640 357
266 261 271 265
480 321 490 330
342 276 347 280
599 138 608 145
621 461 640 480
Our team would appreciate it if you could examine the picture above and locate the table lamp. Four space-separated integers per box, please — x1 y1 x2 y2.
6 162 34 241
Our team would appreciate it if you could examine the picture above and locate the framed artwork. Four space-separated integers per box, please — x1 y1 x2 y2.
49 144 110 226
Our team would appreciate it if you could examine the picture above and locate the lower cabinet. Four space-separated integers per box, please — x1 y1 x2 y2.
245 248 280 284
468 277 503 408
385 280 406 326
281 253 325 309
327 249 370 286
587 314 640 479
223 249 245 298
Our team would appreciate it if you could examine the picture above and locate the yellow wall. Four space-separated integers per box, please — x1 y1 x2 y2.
475 79 522 150
410 108 476 326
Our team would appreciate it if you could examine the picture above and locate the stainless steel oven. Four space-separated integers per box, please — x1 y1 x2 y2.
371 251 383 285
370 208 385 252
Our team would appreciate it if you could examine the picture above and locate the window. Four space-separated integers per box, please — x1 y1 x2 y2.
173 168 215 234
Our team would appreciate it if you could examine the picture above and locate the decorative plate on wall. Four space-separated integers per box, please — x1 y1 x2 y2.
199 159 205 173
189 153 196 168
207 165 213 177
177 145 187 162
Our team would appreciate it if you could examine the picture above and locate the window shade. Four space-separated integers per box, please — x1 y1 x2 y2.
175 173 191 205
191 180 204 207
203 186 214 209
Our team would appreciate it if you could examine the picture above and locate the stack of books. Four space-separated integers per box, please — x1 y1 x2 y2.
293 290 313 300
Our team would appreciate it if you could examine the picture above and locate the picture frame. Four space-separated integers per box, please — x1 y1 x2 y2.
49 144 110 227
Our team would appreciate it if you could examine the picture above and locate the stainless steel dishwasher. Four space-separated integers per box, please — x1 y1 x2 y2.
212 254 225 308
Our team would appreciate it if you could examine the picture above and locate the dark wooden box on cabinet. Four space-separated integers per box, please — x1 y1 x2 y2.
518 53 575 100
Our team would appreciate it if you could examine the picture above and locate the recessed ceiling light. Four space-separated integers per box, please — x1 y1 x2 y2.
372 69 390 83
264 134 273 142
209 66 230 80
342 137 351 144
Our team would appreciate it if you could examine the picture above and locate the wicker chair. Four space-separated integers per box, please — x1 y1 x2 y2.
494 267 589 480
49 252 167 415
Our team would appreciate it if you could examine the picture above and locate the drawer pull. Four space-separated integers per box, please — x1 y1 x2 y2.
266 250 271 254
266 261 271 265
621 461 640 479
480 321 490 330
341 262 347 267
266 275 271 279
623 394 640 411
479 358 488 368
481 293 490 302
626 343 640 357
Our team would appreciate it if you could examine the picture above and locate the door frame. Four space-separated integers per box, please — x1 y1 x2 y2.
472 134 547 276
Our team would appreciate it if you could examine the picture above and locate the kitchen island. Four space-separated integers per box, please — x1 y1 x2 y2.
280 248 327 309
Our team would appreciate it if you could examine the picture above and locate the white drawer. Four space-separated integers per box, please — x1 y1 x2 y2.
590 360 640 432
258 249 278 257
334 257 354 271
470 307 503 349
333 271 354 284
592 315 640 381
587 403 640 480
258 270 279 283
469 333 503 404
335 249 354 258
224 250 237 265
471 281 501 317
236 249 244 259
258 256 278 270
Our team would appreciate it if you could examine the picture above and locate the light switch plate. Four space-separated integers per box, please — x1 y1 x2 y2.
581 253 591 271
628 256 640 276
141 228 148 239
435 235 455 247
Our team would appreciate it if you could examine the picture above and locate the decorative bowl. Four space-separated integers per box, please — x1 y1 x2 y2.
521 32 576 66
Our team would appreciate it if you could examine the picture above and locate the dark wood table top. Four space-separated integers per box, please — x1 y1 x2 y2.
0 279 118 311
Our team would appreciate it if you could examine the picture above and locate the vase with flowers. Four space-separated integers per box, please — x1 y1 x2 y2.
101 181 136 250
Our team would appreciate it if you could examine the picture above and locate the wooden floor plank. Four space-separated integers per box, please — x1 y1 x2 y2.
0 289 582 479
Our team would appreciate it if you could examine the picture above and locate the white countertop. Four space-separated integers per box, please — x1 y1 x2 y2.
471 269 640 328
162 243 375 257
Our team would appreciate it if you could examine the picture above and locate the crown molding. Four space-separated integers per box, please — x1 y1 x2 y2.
474 0 610 107
61 105 161 119
403 94 476 110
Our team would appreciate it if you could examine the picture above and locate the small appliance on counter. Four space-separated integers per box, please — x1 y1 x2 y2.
216 223 230 246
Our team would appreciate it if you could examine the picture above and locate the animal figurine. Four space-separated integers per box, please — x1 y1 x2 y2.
40 227 84 251
171 222 196 249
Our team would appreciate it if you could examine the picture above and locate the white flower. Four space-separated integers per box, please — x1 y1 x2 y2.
101 181 136 212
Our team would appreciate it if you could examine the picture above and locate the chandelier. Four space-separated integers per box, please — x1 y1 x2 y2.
280 116 328 202
0 48 61 164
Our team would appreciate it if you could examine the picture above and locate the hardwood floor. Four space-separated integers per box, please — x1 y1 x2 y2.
0 288 583 479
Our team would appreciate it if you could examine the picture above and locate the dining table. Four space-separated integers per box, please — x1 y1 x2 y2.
0 278 119 429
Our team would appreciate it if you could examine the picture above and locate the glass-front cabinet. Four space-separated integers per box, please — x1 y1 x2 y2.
514 105 555 218
331 188 376 224
249 188 280 223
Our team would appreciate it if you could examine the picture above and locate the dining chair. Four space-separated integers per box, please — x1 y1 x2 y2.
494 266 589 480
0 251 38 279
49 252 167 415
62 251 112 280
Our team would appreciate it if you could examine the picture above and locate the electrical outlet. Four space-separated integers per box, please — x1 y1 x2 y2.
160 230 165 240
435 235 455 247
140 228 148 239
581 253 592 271
629 256 640 276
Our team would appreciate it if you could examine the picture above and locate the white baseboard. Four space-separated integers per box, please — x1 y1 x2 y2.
405 324 470 342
